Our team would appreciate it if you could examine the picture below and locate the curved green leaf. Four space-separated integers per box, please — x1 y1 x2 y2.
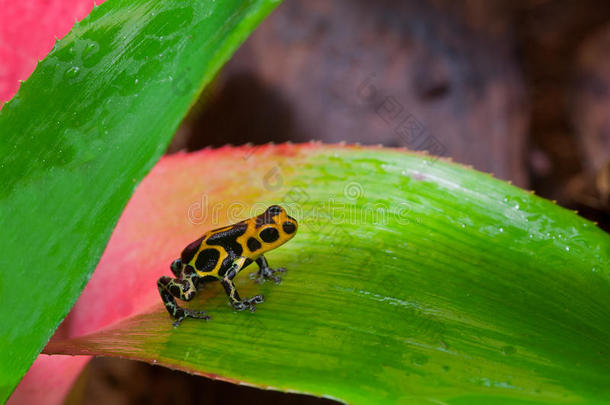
0 0 280 401
45 145 610 404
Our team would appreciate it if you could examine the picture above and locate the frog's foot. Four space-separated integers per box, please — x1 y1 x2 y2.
250 267 287 284
172 308 210 327
232 295 264 312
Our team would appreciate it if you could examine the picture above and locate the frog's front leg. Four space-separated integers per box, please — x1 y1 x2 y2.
157 270 209 327
222 257 264 312
249 255 286 284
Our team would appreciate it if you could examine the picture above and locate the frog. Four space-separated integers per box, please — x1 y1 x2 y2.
157 205 298 326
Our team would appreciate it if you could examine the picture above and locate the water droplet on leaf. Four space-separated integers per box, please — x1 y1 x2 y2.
65 66 80 79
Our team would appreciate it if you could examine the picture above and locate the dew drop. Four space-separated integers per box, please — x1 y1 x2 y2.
499 227 504 233
565 246 570 252
410 353 429 366
502 345 516 355
82 42 99 62
65 66 80 79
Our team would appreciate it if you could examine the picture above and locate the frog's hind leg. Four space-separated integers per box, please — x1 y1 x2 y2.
157 269 209 327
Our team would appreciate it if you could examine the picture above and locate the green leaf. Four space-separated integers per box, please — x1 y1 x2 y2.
45 145 610 404
0 0 280 401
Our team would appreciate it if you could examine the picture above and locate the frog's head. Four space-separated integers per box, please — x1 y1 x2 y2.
254 205 298 252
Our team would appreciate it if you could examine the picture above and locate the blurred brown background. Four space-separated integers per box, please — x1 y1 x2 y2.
67 0 610 403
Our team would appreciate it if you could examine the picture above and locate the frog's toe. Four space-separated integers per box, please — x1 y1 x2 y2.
270 268 286 284
249 272 265 284
233 295 264 312
251 268 287 284
249 294 264 304
187 309 210 320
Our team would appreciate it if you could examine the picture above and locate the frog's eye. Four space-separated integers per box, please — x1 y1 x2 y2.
282 221 296 234
266 205 283 216
170 259 182 272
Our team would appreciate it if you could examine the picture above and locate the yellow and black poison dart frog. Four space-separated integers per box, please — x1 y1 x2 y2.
157 205 298 326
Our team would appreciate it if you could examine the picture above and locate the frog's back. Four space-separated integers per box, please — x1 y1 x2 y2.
181 222 249 278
